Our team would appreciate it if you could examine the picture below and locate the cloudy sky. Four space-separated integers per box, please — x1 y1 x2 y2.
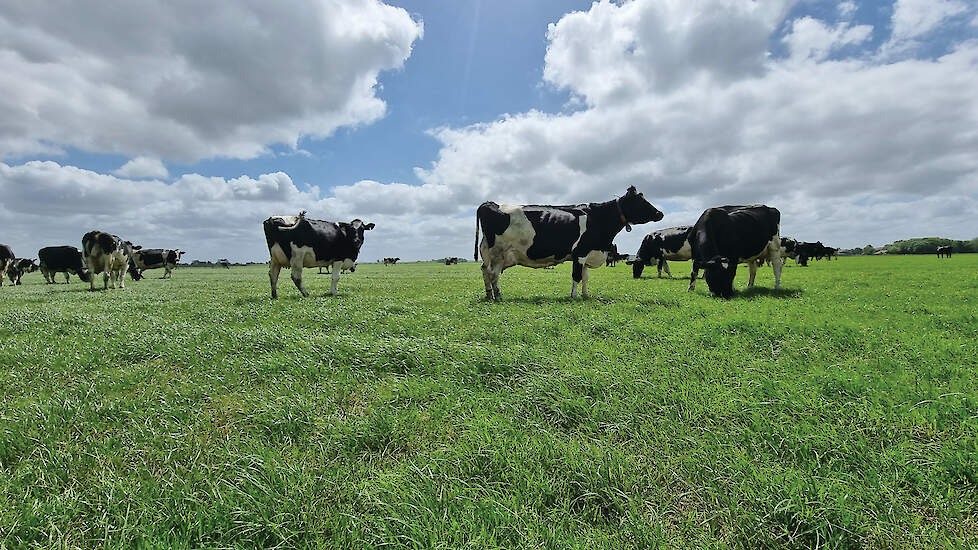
1 0 976 262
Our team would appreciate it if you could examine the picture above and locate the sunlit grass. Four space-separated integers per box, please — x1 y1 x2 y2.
1 256 976 548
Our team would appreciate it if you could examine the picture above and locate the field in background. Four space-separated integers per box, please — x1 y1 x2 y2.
1 256 976 548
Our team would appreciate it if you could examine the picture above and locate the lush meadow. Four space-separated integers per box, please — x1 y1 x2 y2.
1 256 976 548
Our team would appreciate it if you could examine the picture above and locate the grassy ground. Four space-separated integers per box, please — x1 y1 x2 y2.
1 255 976 548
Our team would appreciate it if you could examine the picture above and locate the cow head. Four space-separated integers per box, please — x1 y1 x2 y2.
348 220 376 245
695 256 736 299
618 186 665 228
128 261 143 280
18 258 39 273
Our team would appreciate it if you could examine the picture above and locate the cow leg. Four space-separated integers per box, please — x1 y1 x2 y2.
772 255 783 290
269 262 282 299
118 266 125 289
571 260 583 298
662 259 673 278
329 261 342 296
289 257 309 297
65 273 70 284
581 266 591 297
688 267 698 291
481 263 494 300
748 261 758 287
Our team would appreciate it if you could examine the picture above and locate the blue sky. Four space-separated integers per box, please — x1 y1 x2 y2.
1 0 976 262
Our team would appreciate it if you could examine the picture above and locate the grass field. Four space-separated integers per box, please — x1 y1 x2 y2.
1 255 976 548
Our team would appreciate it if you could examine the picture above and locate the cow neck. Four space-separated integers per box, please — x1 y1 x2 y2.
587 199 628 245
614 197 632 232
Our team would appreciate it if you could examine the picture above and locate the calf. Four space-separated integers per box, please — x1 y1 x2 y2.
5 258 38 285
475 185 664 300
689 205 783 299
627 226 693 279
937 245 952 258
0 244 13 287
264 212 374 298
129 248 185 280
82 231 139 290
38 246 92 284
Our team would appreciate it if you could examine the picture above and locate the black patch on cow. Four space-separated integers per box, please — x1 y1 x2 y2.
524 206 587 261
476 202 510 250
0 244 13 264
264 215 373 263
39 246 91 282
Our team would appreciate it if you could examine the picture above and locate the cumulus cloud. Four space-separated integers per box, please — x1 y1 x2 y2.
113 157 169 180
890 0 968 42
783 17 872 61
0 0 422 161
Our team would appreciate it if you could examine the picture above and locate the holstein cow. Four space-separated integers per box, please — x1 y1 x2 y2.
263 212 374 298
475 186 664 300
627 226 693 279
38 246 92 284
6 258 38 285
688 205 783 299
383 257 400 265
129 248 185 280
445 257 460 265
0 244 13 287
82 231 139 290
937 245 952 258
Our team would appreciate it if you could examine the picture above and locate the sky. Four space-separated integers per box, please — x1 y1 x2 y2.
1 0 976 262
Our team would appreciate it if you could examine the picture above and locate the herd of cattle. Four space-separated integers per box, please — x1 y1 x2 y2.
1 185 956 299
0 235 184 290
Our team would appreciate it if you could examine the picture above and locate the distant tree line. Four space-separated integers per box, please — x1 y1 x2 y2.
839 237 978 256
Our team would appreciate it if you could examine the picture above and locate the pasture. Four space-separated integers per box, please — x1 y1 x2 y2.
1 256 976 548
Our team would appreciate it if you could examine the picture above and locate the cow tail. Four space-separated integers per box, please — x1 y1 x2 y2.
474 208 481 261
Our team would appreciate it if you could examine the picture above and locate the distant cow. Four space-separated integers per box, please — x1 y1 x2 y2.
39 246 92 284
383 257 400 265
263 212 375 298
82 231 139 290
689 205 783 299
445 257 460 265
937 245 952 258
218 258 231 269
5 258 38 285
475 186 664 300
0 244 13 287
628 225 693 279
129 249 185 280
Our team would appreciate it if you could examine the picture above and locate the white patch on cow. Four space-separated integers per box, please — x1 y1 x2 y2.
664 240 692 262
582 249 606 268
570 215 588 251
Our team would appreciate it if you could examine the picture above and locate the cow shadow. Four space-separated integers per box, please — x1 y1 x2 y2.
735 286 803 300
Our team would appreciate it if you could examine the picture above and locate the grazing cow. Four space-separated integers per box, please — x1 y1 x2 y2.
937 245 952 258
605 244 619 267
38 246 92 284
445 257 460 265
82 231 139 290
627 226 693 279
0 244 13 287
688 205 783 299
5 258 38 285
383 257 400 265
475 186 664 300
263 212 375 298
129 249 185 280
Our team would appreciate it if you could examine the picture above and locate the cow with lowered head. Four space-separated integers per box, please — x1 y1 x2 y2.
129 248 185 280
39 246 92 284
628 225 693 279
82 231 139 290
475 186 664 300
263 211 374 298
689 205 783 299
5 258 38 285
0 244 13 287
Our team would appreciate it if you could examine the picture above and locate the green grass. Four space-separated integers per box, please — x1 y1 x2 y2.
1 256 976 548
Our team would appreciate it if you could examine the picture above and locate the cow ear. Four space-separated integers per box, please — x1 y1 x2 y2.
364 223 375 230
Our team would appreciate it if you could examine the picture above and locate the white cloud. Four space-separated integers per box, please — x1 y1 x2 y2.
0 0 422 162
838 1 857 19
890 0 967 42
112 157 169 180
783 17 872 61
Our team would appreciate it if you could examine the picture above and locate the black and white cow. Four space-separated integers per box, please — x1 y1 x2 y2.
383 257 400 265
475 186 664 300
38 246 92 284
689 205 783 299
445 257 460 265
627 225 693 279
0 244 14 287
263 212 375 298
937 245 952 258
82 231 139 291
5 258 38 285
129 248 185 280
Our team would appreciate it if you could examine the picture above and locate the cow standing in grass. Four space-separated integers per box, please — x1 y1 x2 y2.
937 245 952 258
689 205 783 299
82 231 139 291
5 258 38 285
263 212 374 298
39 246 92 284
129 248 185 280
0 244 13 287
475 186 664 300
628 226 693 279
